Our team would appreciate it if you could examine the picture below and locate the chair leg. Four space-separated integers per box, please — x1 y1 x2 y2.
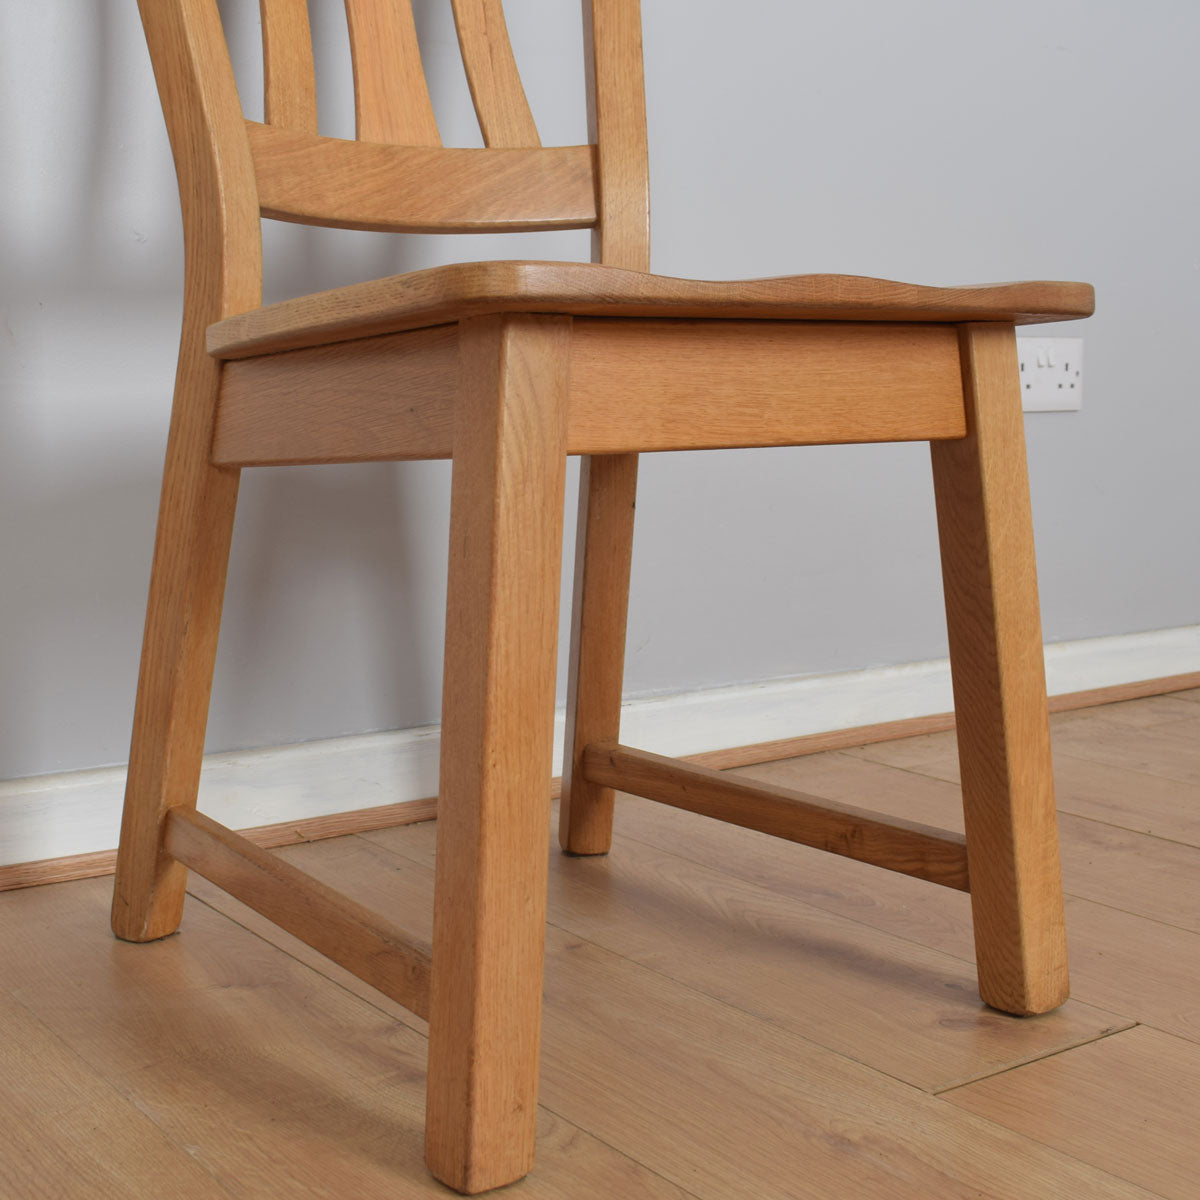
112 348 240 943
425 315 571 1194
558 452 639 855
930 322 1069 1017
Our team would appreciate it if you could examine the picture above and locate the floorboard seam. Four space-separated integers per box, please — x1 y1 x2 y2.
929 1021 1140 1096
187 885 711 1199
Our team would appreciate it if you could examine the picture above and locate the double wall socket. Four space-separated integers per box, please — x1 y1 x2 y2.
1016 336 1083 412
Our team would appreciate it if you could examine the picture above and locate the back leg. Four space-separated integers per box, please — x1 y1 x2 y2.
112 344 240 943
558 452 638 855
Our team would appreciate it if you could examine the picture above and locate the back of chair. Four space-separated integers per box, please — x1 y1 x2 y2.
138 0 650 325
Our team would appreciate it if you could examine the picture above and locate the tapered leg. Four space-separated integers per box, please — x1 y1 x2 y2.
931 322 1069 1016
558 452 638 854
425 315 571 1194
112 345 240 943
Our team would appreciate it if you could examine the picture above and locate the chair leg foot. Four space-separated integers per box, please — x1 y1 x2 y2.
425 315 570 1193
932 324 1069 1016
559 452 638 856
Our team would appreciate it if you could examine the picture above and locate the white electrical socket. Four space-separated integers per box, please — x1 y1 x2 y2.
1016 336 1083 412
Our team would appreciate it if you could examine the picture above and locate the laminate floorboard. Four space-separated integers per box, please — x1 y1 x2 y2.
2 692 1195 1197
732 750 1200 932
944 1025 1200 1199
203 836 1152 1200
347 825 1132 1092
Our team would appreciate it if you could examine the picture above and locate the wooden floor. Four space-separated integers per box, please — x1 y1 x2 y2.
2 690 1198 1198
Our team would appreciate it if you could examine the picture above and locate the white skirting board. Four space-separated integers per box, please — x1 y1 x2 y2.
2 624 1197 868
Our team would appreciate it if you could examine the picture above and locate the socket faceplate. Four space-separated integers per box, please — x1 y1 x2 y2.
1017 336 1083 412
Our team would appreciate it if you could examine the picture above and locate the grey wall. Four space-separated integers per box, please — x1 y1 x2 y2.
2 0 1196 780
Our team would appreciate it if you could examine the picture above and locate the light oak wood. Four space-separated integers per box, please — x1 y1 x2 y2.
586 0 650 270
536 932 1144 1200
344 0 440 146
119 1 1095 1190
213 318 967 467
259 0 317 132
1062 896 1200 1046
213 320 457 465
560 0 646 844
559 453 639 854
425 315 571 1194
208 261 1094 358
113 0 261 944
2 863 1155 1200
584 742 970 889
843 703 1200 863
452 0 541 148
730 749 1200 944
297 827 1125 1117
602 759 1200 1048
247 123 597 234
945 1026 1200 1199
9 880 693 1200
930 324 1069 1016
163 806 432 1017
1050 717 1200 787
0 989 229 1199
567 318 965 451
16 695 1196 1196
544 833 1124 1095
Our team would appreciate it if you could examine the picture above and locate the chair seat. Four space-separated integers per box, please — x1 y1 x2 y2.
207 260 1095 359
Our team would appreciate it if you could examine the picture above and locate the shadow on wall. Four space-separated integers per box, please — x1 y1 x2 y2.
0 5 503 781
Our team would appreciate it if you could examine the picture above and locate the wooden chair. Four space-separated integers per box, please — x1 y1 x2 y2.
113 0 1093 1192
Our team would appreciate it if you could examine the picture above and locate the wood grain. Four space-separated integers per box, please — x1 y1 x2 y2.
212 320 457 466
212 318 966 468
567 318 965 451
1062 896 1200 1045
930 323 1067 1016
344 0 440 146
1049 717 1200 787
364 816 1127 1098
451 0 541 148
114 0 262 944
534 933 1148 1199
208 260 1095 359
246 123 597 234
4 879 690 1200
259 0 317 132
849 711 1200 849
944 1026 1200 1199
559 453 639 854
163 807 432 1017
583 742 970 889
586 0 650 269
0 989 229 1199
733 750 1200 939
425 315 571 1193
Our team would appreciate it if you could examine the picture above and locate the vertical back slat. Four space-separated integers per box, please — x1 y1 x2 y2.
585 0 650 269
451 0 540 148
260 0 318 132
344 0 441 146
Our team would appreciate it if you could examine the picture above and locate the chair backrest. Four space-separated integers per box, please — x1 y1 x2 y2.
137 0 650 323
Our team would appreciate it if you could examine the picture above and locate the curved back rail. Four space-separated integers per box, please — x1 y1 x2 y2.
140 0 650 279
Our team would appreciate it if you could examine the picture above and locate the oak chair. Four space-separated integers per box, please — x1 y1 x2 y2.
114 0 1093 1193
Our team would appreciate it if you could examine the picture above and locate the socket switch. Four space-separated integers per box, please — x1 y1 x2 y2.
1016 336 1083 412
